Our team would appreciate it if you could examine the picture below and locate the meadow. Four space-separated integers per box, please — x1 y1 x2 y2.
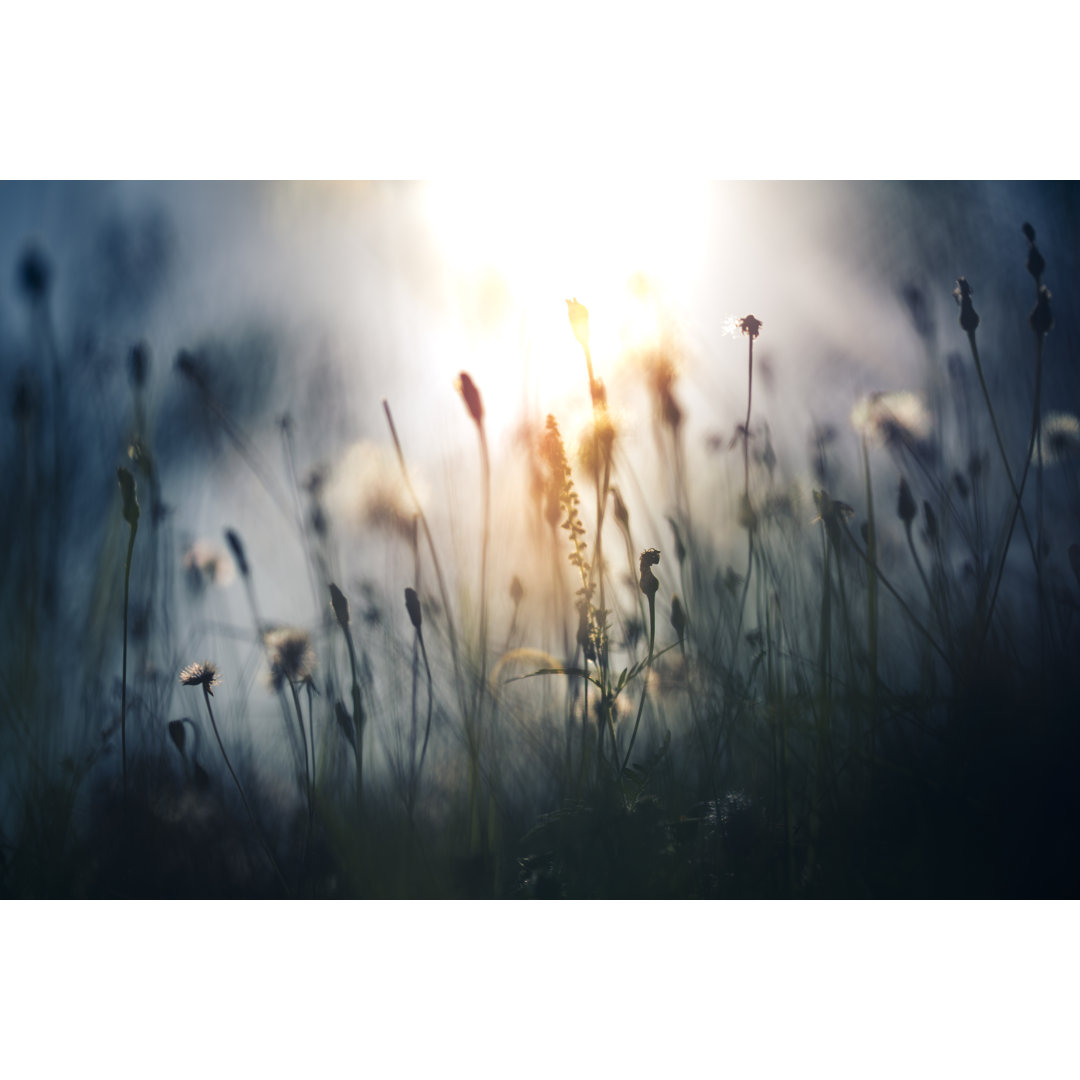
2 183 1077 898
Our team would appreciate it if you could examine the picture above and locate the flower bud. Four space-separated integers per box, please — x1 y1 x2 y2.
566 298 590 348
404 587 422 631
225 529 249 578
954 277 979 333
129 343 150 390
1030 285 1053 336
670 596 686 643
117 467 140 527
456 371 484 426
329 582 350 630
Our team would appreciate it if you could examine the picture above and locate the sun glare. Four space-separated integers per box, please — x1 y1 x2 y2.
421 180 713 431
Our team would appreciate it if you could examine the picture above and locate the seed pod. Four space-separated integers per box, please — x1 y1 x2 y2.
129 342 150 389
329 583 350 630
404 587 422 631
923 501 939 542
954 277 979 333
456 371 484 426
897 477 917 526
117 467 140 527
670 596 686 643
225 529 249 577
1030 285 1054 336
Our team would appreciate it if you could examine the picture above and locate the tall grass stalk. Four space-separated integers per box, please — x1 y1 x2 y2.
116 468 140 801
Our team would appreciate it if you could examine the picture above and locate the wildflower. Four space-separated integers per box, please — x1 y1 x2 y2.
851 391 932 448
456 370 484 427
738 314 762 340
265 628 317 691
639 548 661 599
326 440 417 540
897 477 917 526
183 540 236 590
1030 284 1053 336
180 661 222 695
566 298 590 348
1035 412 1080 465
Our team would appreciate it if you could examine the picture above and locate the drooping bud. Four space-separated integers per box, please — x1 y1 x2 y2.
404 587 422 631
897 477 917 526
456 371 484 427
612 486 629 530
167 719 187 757
329 582 350 630
117 467 140 527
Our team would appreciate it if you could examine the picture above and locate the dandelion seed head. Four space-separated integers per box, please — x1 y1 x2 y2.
264 628 317 691
180 661 222 694
326 440 417 540
183 540 236 590
1036 412 1080 465
851 391 932 448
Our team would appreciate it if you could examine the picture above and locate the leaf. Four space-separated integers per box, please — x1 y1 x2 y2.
505 667 603 691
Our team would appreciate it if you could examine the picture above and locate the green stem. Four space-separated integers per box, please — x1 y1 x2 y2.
120 520 137 801
202 685 290 896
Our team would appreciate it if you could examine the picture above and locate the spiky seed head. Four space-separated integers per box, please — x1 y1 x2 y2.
1030 285 1054 336
404 587 422 631
897 477 917 526
456 371 484 426
329 583 351 629
225 529 249 578
738 314 762 340
180 661 222 695
264 629 316 691
566 298 590 348
117 467 140 527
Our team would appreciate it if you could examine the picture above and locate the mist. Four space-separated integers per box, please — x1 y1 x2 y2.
2 180 1077 898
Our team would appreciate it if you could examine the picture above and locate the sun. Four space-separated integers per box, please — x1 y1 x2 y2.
419 179 713 435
